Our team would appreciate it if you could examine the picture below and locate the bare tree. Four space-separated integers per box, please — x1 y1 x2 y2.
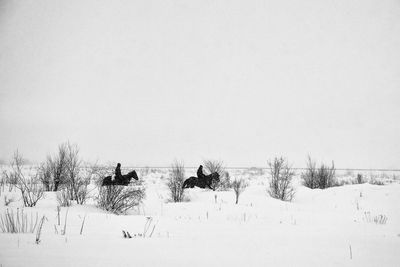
268 157 295 201
232 178 247 204
7 151 44 207
3 167 18 191
167 160 186 202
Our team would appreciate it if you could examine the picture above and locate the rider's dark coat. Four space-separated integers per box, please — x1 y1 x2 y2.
197 165 206 180
115 163 123 181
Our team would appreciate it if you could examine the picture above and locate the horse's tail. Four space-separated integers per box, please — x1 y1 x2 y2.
102 175 114 186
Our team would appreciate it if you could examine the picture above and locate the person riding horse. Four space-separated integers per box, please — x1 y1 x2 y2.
197 165 206 180
182 165 220 190
102 163 139 186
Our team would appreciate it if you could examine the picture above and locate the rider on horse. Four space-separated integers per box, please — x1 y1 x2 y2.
197 165 207 180
113 163 123 182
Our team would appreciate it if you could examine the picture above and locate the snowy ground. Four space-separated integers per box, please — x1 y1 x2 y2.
0 169 399 267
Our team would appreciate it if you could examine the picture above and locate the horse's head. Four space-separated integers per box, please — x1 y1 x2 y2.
128 170 139 180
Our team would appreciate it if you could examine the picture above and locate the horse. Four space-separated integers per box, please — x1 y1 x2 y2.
101 170 139 186
182 172 220 191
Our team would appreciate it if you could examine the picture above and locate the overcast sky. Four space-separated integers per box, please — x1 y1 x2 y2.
0 0 399 168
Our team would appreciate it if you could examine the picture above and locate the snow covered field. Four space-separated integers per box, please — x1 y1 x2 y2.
0 169 399 267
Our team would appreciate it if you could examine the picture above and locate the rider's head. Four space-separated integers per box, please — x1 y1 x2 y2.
117 163 121 168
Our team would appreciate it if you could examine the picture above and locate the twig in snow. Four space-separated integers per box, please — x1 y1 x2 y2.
349 245 352 259
35 216 46 244
61 208 69 235
80 214 86 235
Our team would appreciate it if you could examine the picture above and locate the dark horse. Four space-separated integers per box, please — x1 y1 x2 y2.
101 170 139 186
182 172 220 191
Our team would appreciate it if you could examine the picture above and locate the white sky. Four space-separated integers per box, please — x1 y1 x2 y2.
0 0 399 168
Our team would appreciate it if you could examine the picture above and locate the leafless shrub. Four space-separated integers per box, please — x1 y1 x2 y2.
355 173 364 184
54 143 69 191
369 178 385 186
223 171 232 190
18 176 44 208
301 156 318 189
301 156 336 189
63 144 92 204
363 212 388 224
64 142 81 199
373 215 388 224
42 143 68 191
203 159 230 190
6 151 44 207
73 176 91 205
317 162 336 189
0 208 39 233
40 142 92 203
97 185 145 214
2 167 18 193
38 161 53 191
232 178 247 204
268 157 295 201
167 161 186 202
